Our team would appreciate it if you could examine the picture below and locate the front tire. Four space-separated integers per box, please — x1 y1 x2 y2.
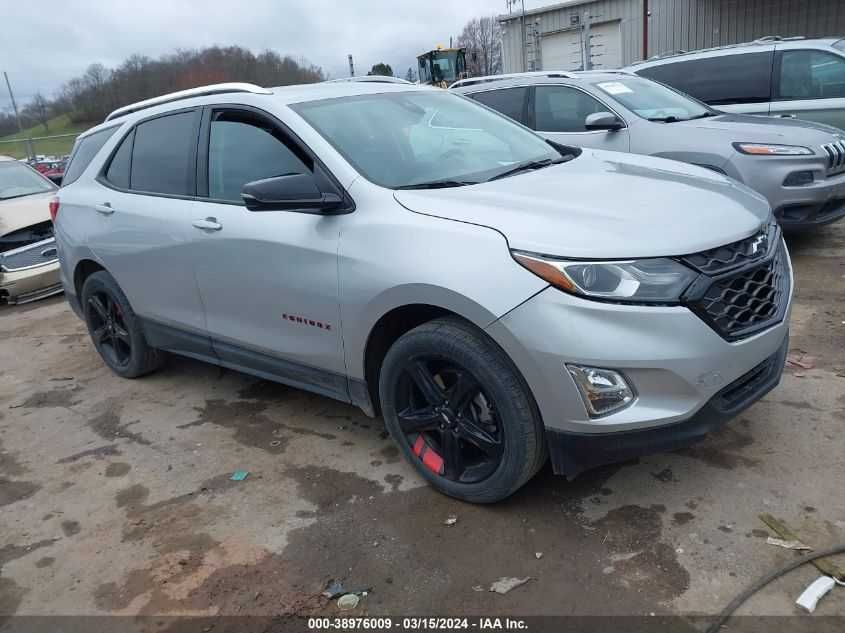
379 317 547 503
81 271 164 378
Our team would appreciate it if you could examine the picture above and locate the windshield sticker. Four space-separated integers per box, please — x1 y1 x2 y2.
598 81 633 95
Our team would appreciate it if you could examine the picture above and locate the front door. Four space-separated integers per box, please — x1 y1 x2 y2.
186 105 348 400
531 85 630 152
771 48 845 130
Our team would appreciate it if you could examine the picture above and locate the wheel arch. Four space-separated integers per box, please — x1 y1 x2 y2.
73 258 107 298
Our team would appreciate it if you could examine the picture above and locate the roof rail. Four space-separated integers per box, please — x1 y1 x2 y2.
633 35 807 65
105 83 273 121
450 70 575 89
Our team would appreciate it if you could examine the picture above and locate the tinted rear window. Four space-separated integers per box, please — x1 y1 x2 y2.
63 126 118 185
470 87 529 124
104 129 133 189
130 111 196 196
637 51 773 105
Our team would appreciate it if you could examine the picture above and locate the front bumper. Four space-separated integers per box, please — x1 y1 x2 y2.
727 154 845 230
0 260 62 305
546 335 787 477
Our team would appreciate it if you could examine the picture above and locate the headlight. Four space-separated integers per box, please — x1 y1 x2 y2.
733 142 813 156
512 252 697 304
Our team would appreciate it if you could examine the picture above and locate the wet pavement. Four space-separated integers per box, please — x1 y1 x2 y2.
0 222 843 622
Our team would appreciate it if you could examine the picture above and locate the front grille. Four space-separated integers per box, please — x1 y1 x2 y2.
682 222 775 276
0 237 58 272
821 140 845 176
688 239 789 341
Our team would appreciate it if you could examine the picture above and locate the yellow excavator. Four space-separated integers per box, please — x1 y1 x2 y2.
417 46 468 88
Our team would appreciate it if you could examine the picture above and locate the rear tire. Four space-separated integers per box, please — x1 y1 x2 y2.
81 271 164 378
379 317 547 503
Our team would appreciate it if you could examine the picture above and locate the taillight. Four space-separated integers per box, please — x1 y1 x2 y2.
49 196 60 222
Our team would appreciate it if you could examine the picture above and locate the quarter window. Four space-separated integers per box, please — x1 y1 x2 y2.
63 126 118 186
130 111 196 196
104 129 133 189
777 50 845 100
534 86 607 132
471 87 529 124
207 111 311 203
637 52 773 105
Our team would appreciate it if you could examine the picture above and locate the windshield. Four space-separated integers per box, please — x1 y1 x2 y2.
592 77 711 121
0 161 56 200
291 91 559 188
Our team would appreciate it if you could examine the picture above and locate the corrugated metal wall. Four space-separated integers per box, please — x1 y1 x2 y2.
500 0 845 73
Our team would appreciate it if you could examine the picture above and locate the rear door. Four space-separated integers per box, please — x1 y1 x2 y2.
529 84 630 151
186 104 348 398
636 51 774 116
90 109 211 349
771 48 845 130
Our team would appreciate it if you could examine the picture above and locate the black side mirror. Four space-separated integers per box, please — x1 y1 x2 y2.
585 111 625 131
241 173 345 214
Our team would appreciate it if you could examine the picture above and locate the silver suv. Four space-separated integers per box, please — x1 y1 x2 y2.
629 37 845 130
452 71 845 230
54 81 792 503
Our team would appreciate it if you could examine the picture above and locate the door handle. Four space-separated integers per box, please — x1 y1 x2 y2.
192 217 222 231
95 202 114 215
776 113 797 119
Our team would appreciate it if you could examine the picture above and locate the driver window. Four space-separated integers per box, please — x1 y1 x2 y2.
534 86 606 132
208 111 311 202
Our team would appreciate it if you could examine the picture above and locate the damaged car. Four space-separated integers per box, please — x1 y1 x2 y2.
0 155 62 304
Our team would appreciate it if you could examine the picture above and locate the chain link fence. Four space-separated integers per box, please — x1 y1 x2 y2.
0 132 79 161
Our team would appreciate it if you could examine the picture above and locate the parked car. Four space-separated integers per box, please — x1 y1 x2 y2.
628 37 845 130
54 82 791 503
32 159 66 185
452 71 845 230
0 156 63 304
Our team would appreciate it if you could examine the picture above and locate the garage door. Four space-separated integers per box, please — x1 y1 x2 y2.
540 29 583 71
587 21 622 69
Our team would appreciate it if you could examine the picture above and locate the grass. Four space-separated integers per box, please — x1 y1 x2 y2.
0 114 94 159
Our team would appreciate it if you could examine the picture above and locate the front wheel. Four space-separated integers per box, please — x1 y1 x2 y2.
379 317 547 503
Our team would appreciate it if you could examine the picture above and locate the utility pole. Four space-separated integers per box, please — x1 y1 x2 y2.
506 0 527 72
3 71 34 160
642 0 649 59
348 54 355 77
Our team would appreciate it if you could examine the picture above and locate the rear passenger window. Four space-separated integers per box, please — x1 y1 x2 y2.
777 50 845 100
208 111 311 203
104 129 133 189
130 111 196 196
471 88 529 124
534 86 607 132
63 126 118 186
637 52 773 105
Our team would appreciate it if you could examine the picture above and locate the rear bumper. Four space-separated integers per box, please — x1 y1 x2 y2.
547 334 788 477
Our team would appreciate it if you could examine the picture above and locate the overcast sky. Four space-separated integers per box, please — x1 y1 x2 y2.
1 0 551 111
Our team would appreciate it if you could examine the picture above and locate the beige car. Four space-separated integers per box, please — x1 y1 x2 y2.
0 156 62 304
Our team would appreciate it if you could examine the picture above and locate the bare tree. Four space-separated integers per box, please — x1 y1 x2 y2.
456 16 503 78
404 67 417 83
30 93 50 131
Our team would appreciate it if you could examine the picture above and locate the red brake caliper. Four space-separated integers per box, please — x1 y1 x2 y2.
412 434 445 475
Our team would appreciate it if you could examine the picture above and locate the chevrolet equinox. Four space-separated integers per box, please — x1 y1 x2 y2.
54 82 792 503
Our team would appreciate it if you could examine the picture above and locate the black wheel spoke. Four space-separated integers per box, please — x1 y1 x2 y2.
457 417 502 458
447 370 479 414
113 324 131 345
441 431 464 480
92 325 108 343
397 406 440 433
410 361 446 405
89 296 108 320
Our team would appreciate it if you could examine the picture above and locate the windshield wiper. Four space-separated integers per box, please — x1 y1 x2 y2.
647 115 685 123
395 179 478 190
687 111 718 120
487 157 562 182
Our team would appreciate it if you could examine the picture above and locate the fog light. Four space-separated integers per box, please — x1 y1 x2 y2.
566 364 635 417
783 171 814 187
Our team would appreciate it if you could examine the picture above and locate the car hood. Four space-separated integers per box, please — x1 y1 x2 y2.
393 149 770 259
0 191 53 236
675 112 843 146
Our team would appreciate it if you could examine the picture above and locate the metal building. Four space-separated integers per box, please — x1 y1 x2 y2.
500 0 845 73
